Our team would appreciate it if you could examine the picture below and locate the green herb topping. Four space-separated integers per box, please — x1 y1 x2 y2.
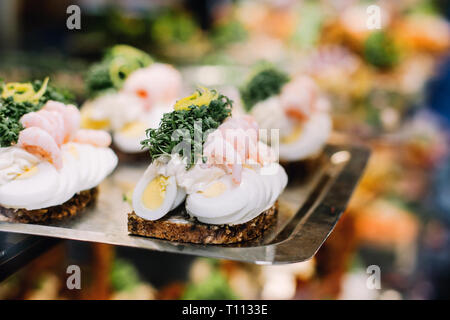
240 67 290 111
85 45 152 97
141 88 232 168
0 78 74 147
364 31 399 70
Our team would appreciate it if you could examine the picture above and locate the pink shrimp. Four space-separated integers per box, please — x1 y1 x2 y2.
203 136 244 184
203 116 263 184
43 101 81 142
20 110 65 146
280 76 319 122
17 127 63 169
231 163 242 185
256 141 276 165
37 110 65 146
20 112 53 136
72 129 112 147
219 117 260 165
122 63 182 110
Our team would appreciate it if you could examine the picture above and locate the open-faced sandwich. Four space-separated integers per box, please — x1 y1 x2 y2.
0 78 118 224
127 88 288 244
240 66 332 164
81 45 182 160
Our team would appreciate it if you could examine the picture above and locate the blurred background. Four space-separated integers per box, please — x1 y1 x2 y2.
0 0 449 300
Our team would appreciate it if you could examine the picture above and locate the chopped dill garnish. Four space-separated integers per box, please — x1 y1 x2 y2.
240 67 290 111
141 90 232 168
0 79 75 147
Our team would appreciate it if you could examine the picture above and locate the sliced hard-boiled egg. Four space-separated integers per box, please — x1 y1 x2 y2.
185 174 250 220
279 112 332 161
113 106 170 154
195 169 264 225
0 161 60 209
133 173 181 220
65 143 117 192
113 121 148 154
35 150 80 209
281 125 303 144
81 106 111 130
171 186 186 210
232 163 287 224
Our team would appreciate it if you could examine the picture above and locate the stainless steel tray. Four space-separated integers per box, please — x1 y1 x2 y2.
0 144 369 265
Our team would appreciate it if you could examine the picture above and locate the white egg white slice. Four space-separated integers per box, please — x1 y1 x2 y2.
133 174 177 221
232 164 287 225
279 112 332 161
113 129 146 154
265 163 288 206
226 171 269 225
186 174 249 219
63 144 117 193
90 147 117 189
102 147 119 178
83 145 103 191
36 151 80 208
196 169 263 225
0 162 60 210
74 144 96 191
71 144 88 190
171 186 186 210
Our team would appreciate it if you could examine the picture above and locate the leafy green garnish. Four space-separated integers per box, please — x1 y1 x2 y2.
34 79 75 105
85 62 114 96
0 79 73 147
182 269 237 300
240 67 290 111
364 31 399 70
85 45 152 97
151 10 199 45
406 0 439 16
141 92 232 168
110 258 141 292
0 112 26 148
211 20 247 48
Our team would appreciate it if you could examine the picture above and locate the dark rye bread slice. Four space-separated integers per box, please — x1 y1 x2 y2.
0 187 98 224
128 202 278 244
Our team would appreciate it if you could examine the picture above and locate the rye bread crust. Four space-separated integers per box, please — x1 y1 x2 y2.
128 203 278 244
0 187 98 224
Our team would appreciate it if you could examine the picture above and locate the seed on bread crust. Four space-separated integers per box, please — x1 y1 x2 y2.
128 202 278 244
0 187 98 224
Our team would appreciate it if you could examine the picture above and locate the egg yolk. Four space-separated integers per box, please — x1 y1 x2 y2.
16 166 38 180
281 125 303 144
200 182 227 198
120 121 147 138
141 175 168 210
81 108 111 130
